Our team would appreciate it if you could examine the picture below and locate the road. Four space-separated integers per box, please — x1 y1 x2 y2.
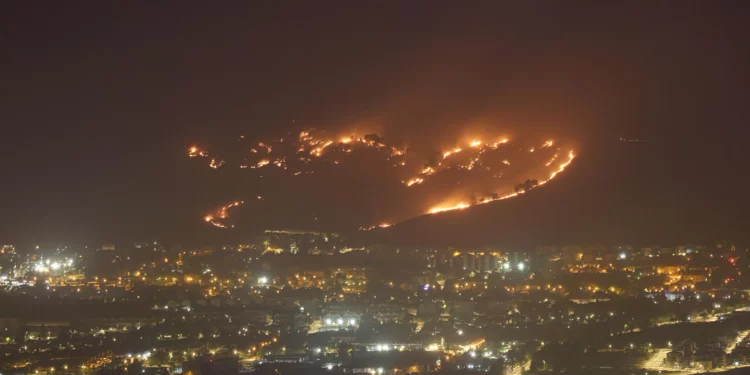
506 359 530 375
639 328 750 373
657 312 730 326
725 330 750 354
641 348 673 371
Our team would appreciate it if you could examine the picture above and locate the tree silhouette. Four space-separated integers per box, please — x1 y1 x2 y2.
515 179 540 193
364 134 381 144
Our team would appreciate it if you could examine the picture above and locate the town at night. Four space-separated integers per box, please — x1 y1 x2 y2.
2 2 749 374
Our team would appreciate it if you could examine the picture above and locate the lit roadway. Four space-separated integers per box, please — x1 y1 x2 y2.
506 359 530 375
656 312 731 327
641 348 680 372
637 307 750 373
724 329 750 354
639 330 750 374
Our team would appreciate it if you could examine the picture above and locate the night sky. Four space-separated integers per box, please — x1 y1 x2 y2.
1 2 749 245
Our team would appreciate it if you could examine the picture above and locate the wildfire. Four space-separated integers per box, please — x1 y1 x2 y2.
406 177 424 187
188 128 577 229
491 138 509 148
545 153 559 167
390 147 405 157
209 158 225 169
548 151 575 180
420 166 435 176
428 150 577 215
310 141 334 157
189 146 207 157
252 159 270 168
442 148 463 159
359 222 394 231
429 202 470 214
203 201 244 228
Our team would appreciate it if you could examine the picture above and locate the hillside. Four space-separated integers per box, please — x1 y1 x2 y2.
359 139 747 247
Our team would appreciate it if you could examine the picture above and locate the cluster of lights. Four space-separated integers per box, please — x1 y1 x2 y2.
323 318 357 326
501 261 526 272
33 258 74 273
126 351 152 360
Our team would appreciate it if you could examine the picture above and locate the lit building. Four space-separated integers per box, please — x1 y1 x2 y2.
99 243 115 251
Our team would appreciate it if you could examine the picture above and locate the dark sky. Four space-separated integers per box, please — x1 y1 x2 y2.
1 2 749 245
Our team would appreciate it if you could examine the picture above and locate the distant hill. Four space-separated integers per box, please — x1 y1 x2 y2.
358 139 747 248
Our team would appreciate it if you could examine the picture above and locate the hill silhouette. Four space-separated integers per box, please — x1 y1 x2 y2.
359 138 747 248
